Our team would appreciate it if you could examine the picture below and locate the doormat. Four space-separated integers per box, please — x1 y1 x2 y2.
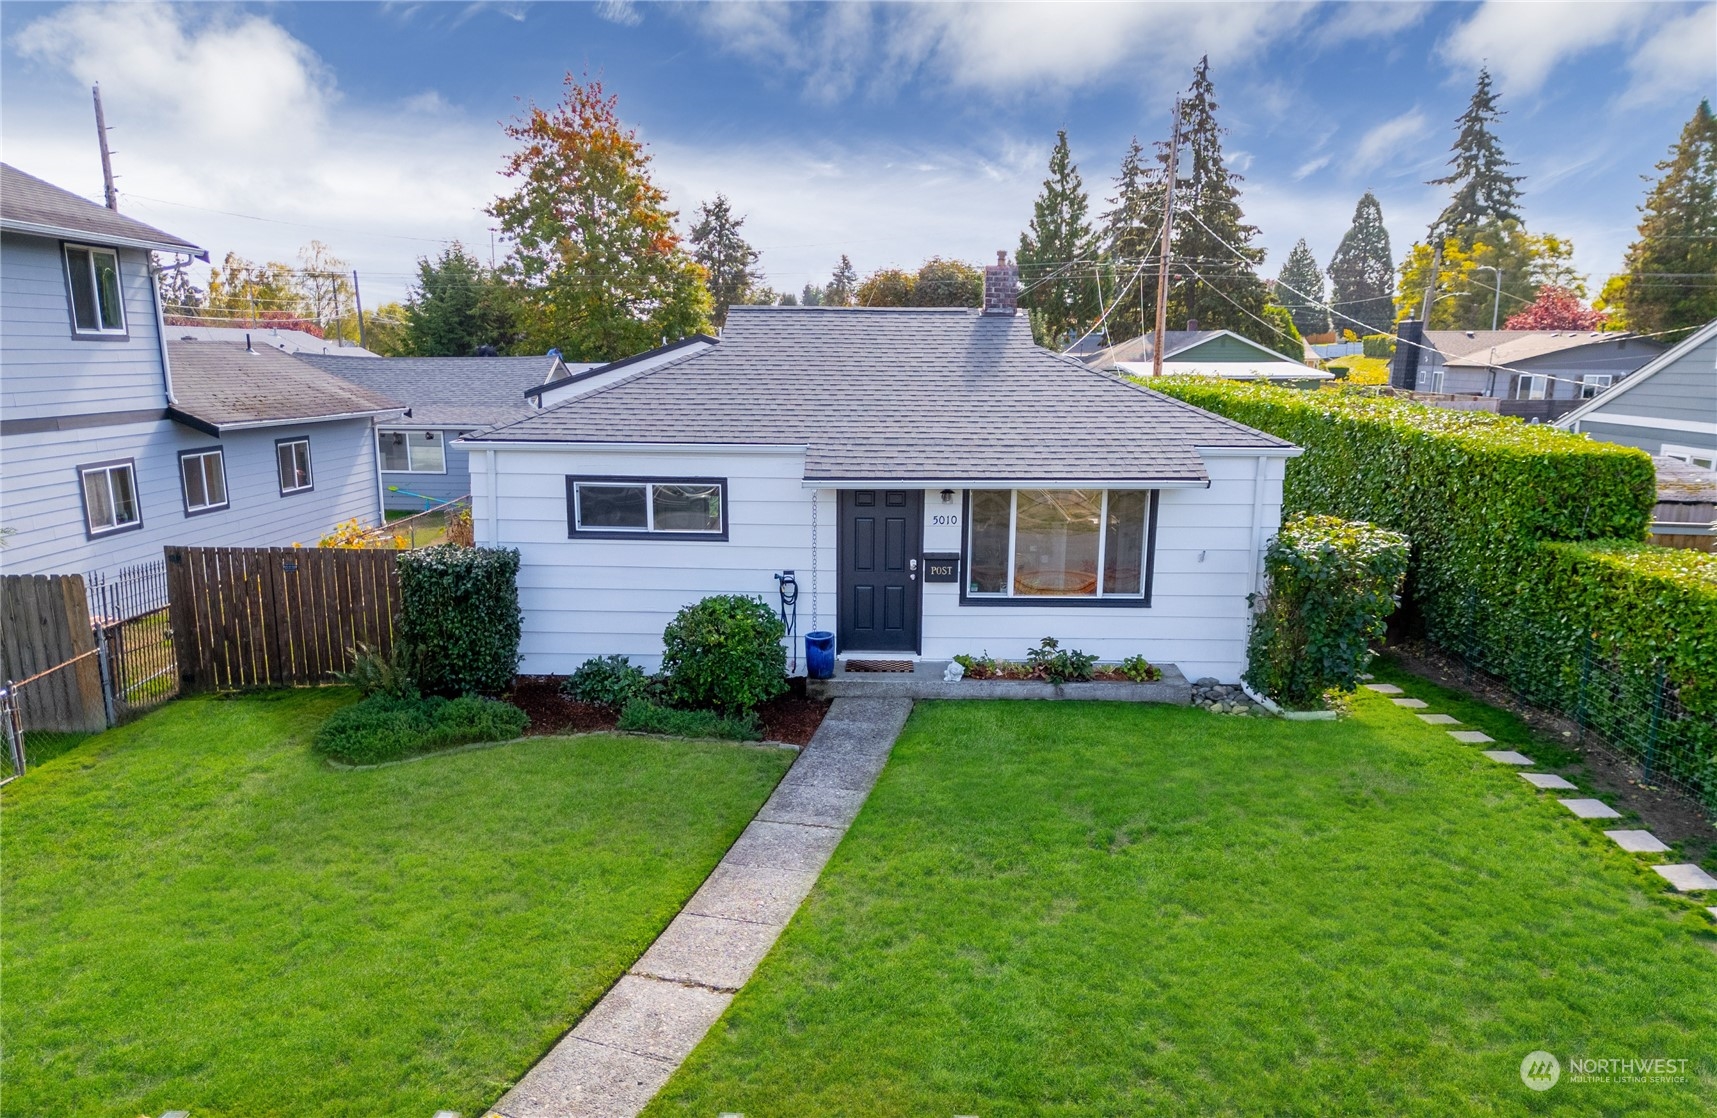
843 659 915 673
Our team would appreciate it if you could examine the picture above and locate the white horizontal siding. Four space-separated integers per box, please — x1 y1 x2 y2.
0 233 168 419
478 445 1284 683
0 417 382 578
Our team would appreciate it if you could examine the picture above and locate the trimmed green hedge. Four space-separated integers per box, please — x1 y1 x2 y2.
1247 515 1409 710
398 546 523 696
616 699 762 742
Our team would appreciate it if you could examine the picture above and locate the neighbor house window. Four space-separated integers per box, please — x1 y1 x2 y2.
567 477 726 539
1579 374 1613 399
277 437 313 495
64 244 126 336
1662 444 1717 470
965 489 1155 604
179 447 228 515
1517 374 1549 400
78 459 141 536
378 429 446 473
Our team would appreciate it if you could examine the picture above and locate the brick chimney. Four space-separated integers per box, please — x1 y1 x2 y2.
982 250 1018 316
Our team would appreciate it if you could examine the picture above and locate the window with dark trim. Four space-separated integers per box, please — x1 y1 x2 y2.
378 428 447 473
567 476 727 540
179 447 229 515
960 489 1156 607
276 437 313 495
63 243 127 337
78 459 143 536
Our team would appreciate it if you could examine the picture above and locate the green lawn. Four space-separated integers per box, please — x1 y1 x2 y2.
2 690 791 1118
649 693 1717 1116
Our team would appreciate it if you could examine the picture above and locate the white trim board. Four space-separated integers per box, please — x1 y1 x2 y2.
1570 413 1717 437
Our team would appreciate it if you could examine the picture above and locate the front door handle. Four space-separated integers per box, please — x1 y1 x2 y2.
909 558 917 581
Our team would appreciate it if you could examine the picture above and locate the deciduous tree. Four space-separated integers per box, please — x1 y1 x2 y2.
1394 223 1582 330
490 75 711 360
204 252 304 325
1504 284 1607 331
856 268 915 307
910 257 982 306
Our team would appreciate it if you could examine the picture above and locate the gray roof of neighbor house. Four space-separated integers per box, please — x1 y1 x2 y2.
467 307 1293 484
1084 330 1225 367
170 324 381 358
166 341 403 434
1424 329 1657 367
1 163 206 257
293 354 594 427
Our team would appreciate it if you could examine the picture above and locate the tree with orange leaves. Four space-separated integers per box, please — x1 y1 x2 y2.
490 75 711 360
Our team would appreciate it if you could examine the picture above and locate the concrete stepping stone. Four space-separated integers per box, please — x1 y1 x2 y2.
1391 697 1428 708
1653 864 1717 892
570 974 733 1062
1482 750 1534 765
1520 773 1577 790
1558 798 1622 819
682 863 820 927
633 913 783 991
1449 730 1495 744
1363 683 1403 694
1604 830 1669 853
1417 713 1460 724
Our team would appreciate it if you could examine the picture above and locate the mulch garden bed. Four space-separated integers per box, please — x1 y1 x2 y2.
506 675 830 747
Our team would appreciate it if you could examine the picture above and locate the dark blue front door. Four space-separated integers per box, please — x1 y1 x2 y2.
837 488 921 653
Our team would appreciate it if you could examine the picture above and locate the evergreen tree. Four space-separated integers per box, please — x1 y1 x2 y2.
1018 129 1096 345
1613 99 1717 338
799 282 824 306
1101 136 1164 341
823 254 858 306
1275 239 1329 336
405 242 519 356
1326 192 1395 334
1166 57 1269 344
490 76 711 360
689 194 763 328
1428 68 1524 241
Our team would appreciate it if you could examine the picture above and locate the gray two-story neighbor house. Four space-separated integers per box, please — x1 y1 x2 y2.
1556 319 1717 468
0 164 400 577
293 353 594 511
1390 325 1665 422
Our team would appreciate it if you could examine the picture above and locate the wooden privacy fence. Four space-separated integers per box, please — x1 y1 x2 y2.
165 547 401 691
1 574 107 733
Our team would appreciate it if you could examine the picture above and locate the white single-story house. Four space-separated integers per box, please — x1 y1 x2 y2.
461 258 1300 684
1084 328 1331 385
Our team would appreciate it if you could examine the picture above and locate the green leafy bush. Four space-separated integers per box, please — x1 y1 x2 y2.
953 652 1000 679
562 654 651 708
1118 655 1163 683
1245 514 1410 709
1025 636 1098 683
1361 333 1396 359
313 694 529 765
616 699 762 742
660 595 787 713
335 641 420 699
398 546 523 696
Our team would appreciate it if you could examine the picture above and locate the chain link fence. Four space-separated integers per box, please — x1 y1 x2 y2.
1 651 105 778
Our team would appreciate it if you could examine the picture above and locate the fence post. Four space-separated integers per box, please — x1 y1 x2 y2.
93 623 118 728
1574 632 1593 744
1 683 24 776
1643 666 1666 783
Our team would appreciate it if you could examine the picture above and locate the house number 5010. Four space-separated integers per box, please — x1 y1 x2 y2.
932 514 959 526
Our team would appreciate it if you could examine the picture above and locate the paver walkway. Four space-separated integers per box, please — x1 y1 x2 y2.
489 697 913 1118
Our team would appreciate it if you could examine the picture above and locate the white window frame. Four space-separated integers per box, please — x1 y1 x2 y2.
1579 374 1613 400
179 447 229 515
1518 374 1549 401
62 242 127 337
962 488 1155 606
1662 444 1717 470
78 459 143 537
377 428 448 474
566 476 728 540
276 437 314 495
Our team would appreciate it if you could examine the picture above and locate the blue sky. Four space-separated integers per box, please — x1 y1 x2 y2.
3 2 1712 307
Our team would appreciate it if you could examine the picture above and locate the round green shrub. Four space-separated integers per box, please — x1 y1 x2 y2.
562 654 652 708
660 595 787 713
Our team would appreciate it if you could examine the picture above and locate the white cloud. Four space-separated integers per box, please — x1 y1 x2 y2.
1315 1 1432 47
595 1 643 28
1349 109 1431 175
1623 4 1717 106
1292 155 1330 181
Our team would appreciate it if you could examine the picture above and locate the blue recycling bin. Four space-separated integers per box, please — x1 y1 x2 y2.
805 631 835 680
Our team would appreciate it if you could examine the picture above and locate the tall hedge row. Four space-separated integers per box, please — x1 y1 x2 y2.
398 545 523 696
1154 378 1716 800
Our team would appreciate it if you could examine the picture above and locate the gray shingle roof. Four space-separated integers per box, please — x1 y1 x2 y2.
167 341 402 433
1 164 204 256
293 354 593 427
1423 329 1646 365
468 307 1291 484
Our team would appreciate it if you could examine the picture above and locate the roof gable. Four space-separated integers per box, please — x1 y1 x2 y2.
467 306 1292 484
1 164 204 257
1555 319 1717 429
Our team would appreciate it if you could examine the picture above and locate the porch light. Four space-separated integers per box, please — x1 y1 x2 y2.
940 489 955 504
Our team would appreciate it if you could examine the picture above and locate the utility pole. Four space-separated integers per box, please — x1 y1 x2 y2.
1151 99 1180 378
352 269 367 350
1418 246 1442 324
92 84 118 211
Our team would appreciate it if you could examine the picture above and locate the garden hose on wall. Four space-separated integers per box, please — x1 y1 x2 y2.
776 570 799 675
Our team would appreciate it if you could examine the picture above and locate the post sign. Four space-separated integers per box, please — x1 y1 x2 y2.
922 552 960 583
